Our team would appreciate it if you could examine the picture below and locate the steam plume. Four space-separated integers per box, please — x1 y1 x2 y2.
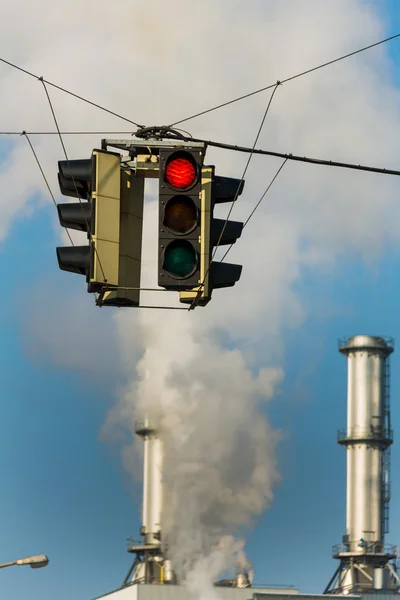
107 309 283 589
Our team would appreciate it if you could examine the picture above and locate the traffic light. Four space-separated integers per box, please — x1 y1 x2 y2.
179 166 244 306
56 149 121 293
56 150 145 306
158 148 205 290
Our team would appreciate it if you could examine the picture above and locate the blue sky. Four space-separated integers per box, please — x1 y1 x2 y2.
1 2 400 599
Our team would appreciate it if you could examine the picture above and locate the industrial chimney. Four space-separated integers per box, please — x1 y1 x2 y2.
121 418 252 589
122 418 176 586
325 335 400 595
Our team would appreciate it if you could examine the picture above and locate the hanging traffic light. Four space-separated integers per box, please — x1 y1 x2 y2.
56 149 121 293
179 166 244 307
158 148 205 290
208 170 244 287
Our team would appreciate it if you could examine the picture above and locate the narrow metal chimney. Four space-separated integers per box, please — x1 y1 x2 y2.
325 335 400 594
122 418 176 586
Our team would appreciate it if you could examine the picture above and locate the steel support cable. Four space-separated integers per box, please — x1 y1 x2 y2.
8 129 400 176
23 131 74 246
170 32 400 127
4 128 400 175
0 131 139 136
131 305 188 310
0 56 144 128
23 130 101 305
40 79 108 283
212 82 281 262
188 82 281 310
220 158 288 263
185 137 400 177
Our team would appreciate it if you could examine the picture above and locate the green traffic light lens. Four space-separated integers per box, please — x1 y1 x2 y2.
163 241 197 278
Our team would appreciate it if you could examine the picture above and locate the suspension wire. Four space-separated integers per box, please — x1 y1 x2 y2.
212 83 281 262
0 56 144 128
101 286 177 292
23 130 101 304
23 131 74 246
220 159 288 263
8 129 400 176
39 79 108 283
170 32 400 126
185 136 400 177
135 305 189 310
189 82 282 310
0 131 139 136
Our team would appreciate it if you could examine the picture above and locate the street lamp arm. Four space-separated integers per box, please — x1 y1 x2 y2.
0 555 49 569
0 561 16 569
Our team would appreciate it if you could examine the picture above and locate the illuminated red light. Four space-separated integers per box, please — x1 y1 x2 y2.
165 156 197 189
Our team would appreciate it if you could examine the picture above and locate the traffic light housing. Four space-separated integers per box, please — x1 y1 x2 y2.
99 167 144 307
56 149 121 293
158 148 205 290
179 167 244 306
56 150 145 307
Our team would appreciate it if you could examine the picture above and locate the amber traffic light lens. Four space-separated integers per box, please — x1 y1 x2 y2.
163 197 197 234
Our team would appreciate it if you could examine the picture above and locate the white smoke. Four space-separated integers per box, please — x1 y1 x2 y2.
106 309 283 586
185 537 253 600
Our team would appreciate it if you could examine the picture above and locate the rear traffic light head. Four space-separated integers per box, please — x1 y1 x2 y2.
158 148 204 290
56 157 95 281
56 150 121 292
179 166 245 307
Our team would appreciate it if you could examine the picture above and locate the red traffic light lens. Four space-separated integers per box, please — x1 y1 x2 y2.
165 153 197 189
163 197 197 234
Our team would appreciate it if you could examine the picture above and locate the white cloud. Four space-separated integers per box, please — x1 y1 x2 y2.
3 0 400 591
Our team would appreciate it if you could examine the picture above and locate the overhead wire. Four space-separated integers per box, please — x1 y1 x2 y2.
22 127 105 304
0 56 144 128
211 82 281 262
170 32 400 126
39 78 108 284
0 131 139 136
189 82 282 310
220 158 288 264
127 305 188 310
23 131 74 246
185 137 400 177
6 128 400 176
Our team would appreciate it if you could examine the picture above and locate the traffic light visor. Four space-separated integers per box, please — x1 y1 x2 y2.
164 152 197 190
163 197 197 234
56 245 90 275
163 240 197 278
57 202 92 232
58 159 92 200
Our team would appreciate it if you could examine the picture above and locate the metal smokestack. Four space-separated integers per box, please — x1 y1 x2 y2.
325 335 400 594
141 422 163 546
122 419 176 586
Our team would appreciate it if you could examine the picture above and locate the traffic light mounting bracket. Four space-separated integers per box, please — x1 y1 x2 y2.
102 139 206 180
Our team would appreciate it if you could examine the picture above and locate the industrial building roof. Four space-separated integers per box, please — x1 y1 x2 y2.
91 584 364 600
